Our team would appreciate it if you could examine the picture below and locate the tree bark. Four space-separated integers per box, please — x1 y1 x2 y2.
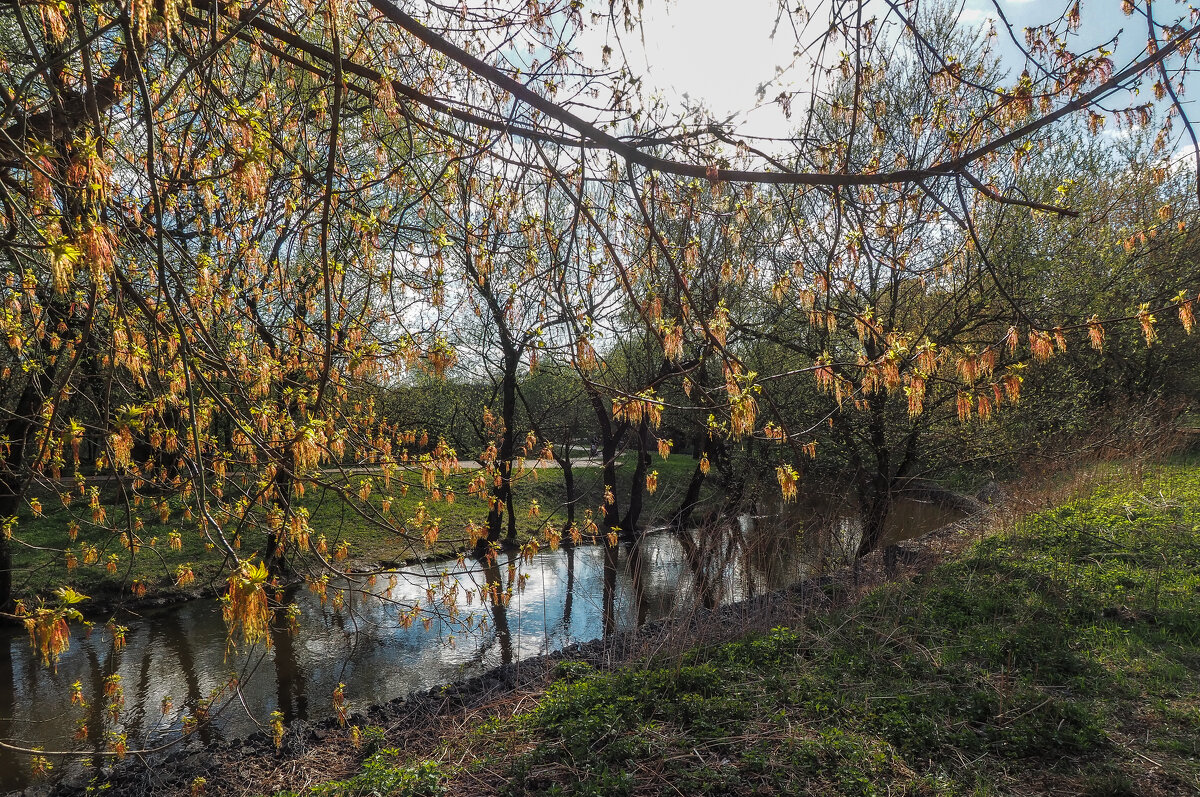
484 351 518 551
620 418 649 539
671 436 709 530
855 395 894 559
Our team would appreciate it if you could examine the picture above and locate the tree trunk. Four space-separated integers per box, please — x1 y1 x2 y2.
620 418 649 539
627 537 649 628
0 377 50 614
264 448 295 576
600 425 621 533
585 387 624 537
856 480 893 559
601 540 618 636
0 532 12 617
270 610 308 721
675 527 717 610
560 443 577 531
485 350 518 551
560 545 575 631
671 437 708 530
855 397 893 559
482 555 513 664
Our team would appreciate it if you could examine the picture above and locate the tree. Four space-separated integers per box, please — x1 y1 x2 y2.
2 0 1200 770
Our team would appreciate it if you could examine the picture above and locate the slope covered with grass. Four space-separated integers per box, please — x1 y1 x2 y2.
291 461 1200 797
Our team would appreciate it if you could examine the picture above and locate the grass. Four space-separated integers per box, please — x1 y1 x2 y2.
8 454 710 606
282 458 1200 796
267 751 445 797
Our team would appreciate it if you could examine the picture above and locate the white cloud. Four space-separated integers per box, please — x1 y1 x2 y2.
579 0 804 139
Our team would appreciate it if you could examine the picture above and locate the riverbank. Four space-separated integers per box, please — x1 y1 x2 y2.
28 490 978 797
453 458 1200 796
9 455 713 611
7 450 966 616
56 455 1194 797
10 456 1195 795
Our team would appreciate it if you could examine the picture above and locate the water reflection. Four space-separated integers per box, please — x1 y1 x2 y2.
270 615 307 723
0 497 962 789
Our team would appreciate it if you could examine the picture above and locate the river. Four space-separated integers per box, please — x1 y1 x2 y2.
0 496 963 791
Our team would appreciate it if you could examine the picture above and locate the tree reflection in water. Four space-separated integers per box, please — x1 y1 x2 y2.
0 496 963 789
270 611 308 723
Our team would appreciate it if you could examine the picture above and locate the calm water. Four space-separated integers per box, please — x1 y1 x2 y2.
0 497 962 790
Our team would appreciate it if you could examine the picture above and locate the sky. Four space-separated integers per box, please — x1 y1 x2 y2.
579 0 1172 144
620 0 800 137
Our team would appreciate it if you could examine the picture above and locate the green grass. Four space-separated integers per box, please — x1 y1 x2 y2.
8 454 710 605
308 459 1200 796
268 750 445 797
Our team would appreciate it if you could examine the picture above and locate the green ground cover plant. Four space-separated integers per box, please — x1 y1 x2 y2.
304 459 1200 796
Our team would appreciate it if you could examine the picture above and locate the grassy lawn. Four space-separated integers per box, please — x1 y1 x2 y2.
9 454 711 605
282 459 1200 796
